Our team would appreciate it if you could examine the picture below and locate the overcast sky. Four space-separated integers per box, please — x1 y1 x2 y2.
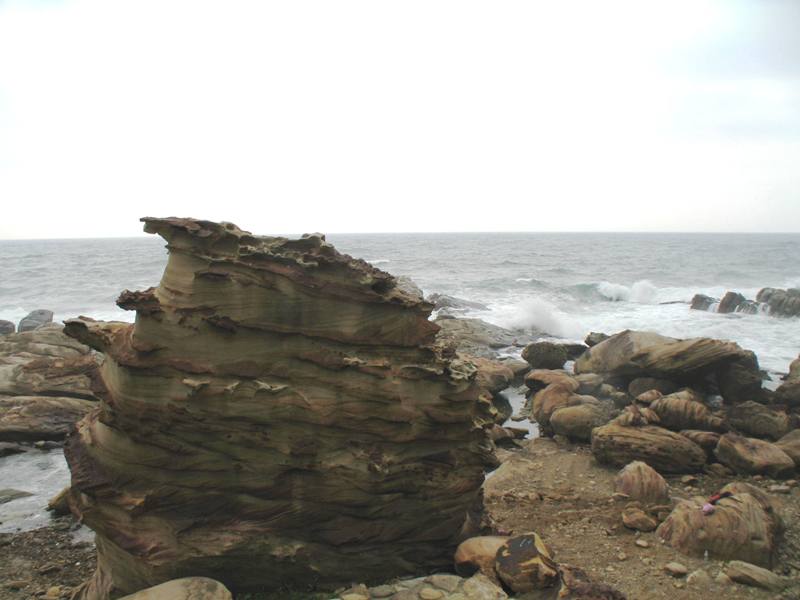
1 0 798 238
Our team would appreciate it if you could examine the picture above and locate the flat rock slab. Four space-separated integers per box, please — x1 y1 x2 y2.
336 573 507 600
725 561 787 591
118 577 232 599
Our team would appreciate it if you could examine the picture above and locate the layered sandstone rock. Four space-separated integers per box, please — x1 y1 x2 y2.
591 423 706 473
63 218 494 598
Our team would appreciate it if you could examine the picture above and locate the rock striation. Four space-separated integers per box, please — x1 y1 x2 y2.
62 218 494 598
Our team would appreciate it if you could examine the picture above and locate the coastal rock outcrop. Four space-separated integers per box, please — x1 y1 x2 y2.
18 309 54 332
756 287 800 318
434 316 535 359
62 217 494 598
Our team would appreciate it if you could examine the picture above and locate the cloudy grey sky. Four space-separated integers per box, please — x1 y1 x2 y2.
0 0 798 238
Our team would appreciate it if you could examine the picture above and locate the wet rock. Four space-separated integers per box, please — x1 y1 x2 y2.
550 399 614 442
117 577 232 599
18 309 53 333
0 488 33 504
718 291 746 314
584 332 610 347
756 287 800 318
427 293 489 313
724 561 787 591
494 533 559 593
0 395 95 441
714 433 795 478
0 320 15 335
435 317 535 359
727 401 790 441
63 217 495 597
627 377 678 399
521 341 568 370
657 482 783 566
613 461 669 504
454 536 508 579
622 507 657 532
775 429 800 466
690 294 717 311
591 423 706 474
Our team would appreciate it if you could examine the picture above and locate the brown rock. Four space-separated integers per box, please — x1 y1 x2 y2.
469 357 514 396
47 486 72 516
454 536 505 579
523 369 578 392
494 533 559 593
727 401 790 441
613 461 669 504
714 433 795 478
591 423 706 474
679 430 721 454
521 342 567 370
775 354 800 406
657 482 783 566
557 564 627 600
0 395 95 441
550 399 614 442
118 577 232 599
531 382 582 434
649 390 725 432
62 218 495 598
724 560 787 591
663 562 688 577
627 377 678 399
621 507 657 532
775 429 800 466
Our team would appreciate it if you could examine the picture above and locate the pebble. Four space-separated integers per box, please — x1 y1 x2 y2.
715 572 732 585
341 594 369 600
371 585 395 598
424 575 460 593
664 562 688 577
44 586 62 599
5 581 28 590
681 475 699 485
687 569 712 586
769 485 791 494
673 581 685 589
419 588 444 600
617 552 628 561
635 539 650 548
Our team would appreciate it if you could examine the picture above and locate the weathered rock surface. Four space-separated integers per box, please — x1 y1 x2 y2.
690 294 716 311
0 395 95 441
621 507 657 532
63 218 495 598
427 293 489 313
679 430 721 458
434 317 534 359
530 382 586 436
494 533 559 593
775 354 800 407
18 309 54 332
574 330 762 404
724 560 787 591
521 341 567 370
727 401 790 440
627 377 677 399
714 433 795 478
591 423 706 473
657 482 783 566
649 390 726 433
469 357 514 397
775 429 800 466
117 577 232 600
0 320 15 335
550 399 614 442
757 287 800 318
613 461 669 504
454 536 508 579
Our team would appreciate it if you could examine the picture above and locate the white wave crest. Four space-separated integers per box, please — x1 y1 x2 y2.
500 298 585 339
368 259 390 265
597 279 658 304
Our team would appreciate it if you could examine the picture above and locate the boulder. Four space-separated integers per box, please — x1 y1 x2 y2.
47 486 72 516
648 390 725 432
584 332 609 347
690 294 717 311
0 324 102 400
727 401 790 441
775 354 800 407
0 395 95 441
657 482 783 566
574 373 603 395
724 561 787 591
679 430 721 459
0 320 15 335
521 341 567 370
714 433 795 478
497 357 530 382
627 377 677 399
531 383 584 435
621 507 657 532
574 330 761 404
469 357 514 396
18 309 54 332
454 536 509 579
494 533 559 593
716 352 765 404
524 369 577 393
613 461 669 504
550 400 614 442
718 291 746 314
435 317 535 359
591 423 706 474
756 287 800 318
117 577 232 600
63 218 495 598
775 429 800 466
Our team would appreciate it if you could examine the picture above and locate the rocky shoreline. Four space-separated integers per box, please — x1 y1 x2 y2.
1 218 799 600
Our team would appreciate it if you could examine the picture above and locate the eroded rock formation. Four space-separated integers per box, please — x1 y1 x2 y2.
63 218 494 598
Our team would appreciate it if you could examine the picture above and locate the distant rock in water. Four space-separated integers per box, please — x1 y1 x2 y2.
62 217 495 598
690 287 800 318
427 293 490 314
18 309 53 332
0 320 15 335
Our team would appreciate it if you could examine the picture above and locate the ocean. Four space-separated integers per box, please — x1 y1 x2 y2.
1 232 799 378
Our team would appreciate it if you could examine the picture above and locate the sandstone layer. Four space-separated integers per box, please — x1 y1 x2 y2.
63 218 494 598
